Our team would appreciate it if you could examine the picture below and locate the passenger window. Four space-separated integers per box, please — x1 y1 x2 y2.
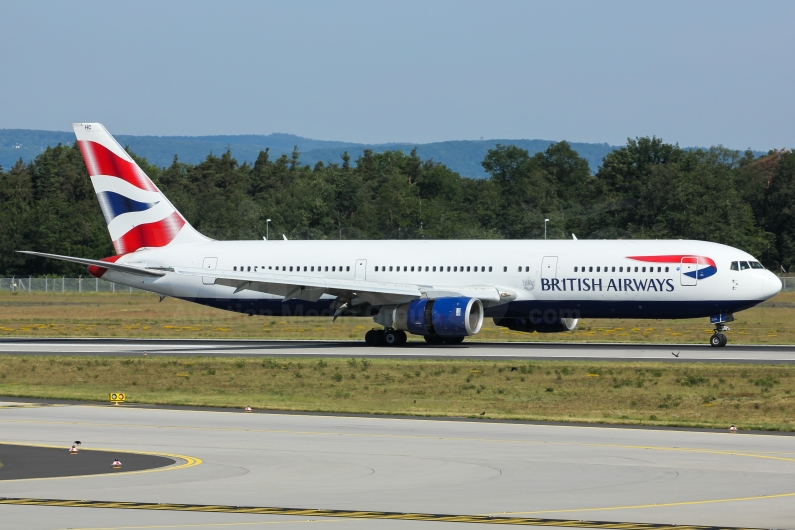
612 267 615 272
454 266 458 272
448 266 451 272
634 267 638 272
488 266 492 272
730 261 739 271
303 266 307 272
432 266 436 272
411 266 415 272
289 266 293 272
388 266 392 271
332 266 336 272
525 266 529 272
574 266 578 272
596 267 600 272
642 267 646 272
466 266 470 272
233 266 237 271
425 266 429 271
588 266 593 272
518 266 522 272
268 266 272 270
619 267 623 272
665 267 669 272
740 261 750 270
311 266 314 272
750 261 764 269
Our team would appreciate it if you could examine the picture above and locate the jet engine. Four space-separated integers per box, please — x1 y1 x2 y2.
493 316 578 333
393 297 484 337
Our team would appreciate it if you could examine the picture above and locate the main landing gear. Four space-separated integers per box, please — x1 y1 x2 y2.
709 324 729 348
365 328 406 346
364 329 465 346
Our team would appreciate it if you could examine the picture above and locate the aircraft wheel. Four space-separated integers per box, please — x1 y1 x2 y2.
443 336 465 345
718 333 728 347
709 334 724 347
396 330 407 345
365 329 384 346
383 329 402 346
424 334 444 345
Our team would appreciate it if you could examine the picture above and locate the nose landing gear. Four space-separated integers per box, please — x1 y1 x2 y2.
709 324 730 347
708 314 733 348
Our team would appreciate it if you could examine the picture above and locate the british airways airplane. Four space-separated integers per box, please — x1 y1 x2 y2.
21 123 782 347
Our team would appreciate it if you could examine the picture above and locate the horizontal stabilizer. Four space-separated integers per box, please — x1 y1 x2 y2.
17 251 166 277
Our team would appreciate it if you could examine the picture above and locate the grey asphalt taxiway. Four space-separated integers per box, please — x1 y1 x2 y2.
1 337 795 363
1 400 794 529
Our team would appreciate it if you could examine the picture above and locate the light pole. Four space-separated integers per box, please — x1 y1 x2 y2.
266 219 271 240
544 219 549 240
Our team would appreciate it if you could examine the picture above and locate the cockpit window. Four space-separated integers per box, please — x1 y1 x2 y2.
730 261 739 271
750 261 764 269
739 261 750 270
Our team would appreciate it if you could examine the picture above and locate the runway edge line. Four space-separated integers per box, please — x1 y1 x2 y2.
0 497 765 529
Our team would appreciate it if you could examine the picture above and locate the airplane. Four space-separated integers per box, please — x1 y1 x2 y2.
20 123 783 348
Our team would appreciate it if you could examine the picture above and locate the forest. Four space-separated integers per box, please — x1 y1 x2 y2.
0 137 793 276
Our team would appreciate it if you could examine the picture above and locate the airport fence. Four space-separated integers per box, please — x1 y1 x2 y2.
1 276 150 294
2 275 795 294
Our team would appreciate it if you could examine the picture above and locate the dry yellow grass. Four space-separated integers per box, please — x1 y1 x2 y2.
0 290 793 344
0 356 793 431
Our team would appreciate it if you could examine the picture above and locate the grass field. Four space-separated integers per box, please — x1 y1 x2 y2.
0 290 793 344
0 356 793 431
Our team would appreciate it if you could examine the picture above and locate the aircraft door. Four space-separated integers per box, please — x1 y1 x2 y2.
202 257 218 285
680 256 698 286
355 259 367 281
541 256 558 279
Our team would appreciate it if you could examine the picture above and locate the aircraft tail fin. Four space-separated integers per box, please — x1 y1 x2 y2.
72 123 208 255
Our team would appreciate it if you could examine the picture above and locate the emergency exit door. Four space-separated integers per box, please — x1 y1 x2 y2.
202 257 218 285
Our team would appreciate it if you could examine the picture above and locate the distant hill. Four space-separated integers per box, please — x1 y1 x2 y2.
0 128 764 178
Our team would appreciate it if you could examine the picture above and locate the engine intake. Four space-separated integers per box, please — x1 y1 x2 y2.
394 297 484 337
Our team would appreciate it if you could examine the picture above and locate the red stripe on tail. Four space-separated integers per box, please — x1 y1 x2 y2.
113 211 186 254
77 140 158 192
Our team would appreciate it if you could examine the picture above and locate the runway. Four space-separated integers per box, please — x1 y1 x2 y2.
0 400 793 529
1 337 795 363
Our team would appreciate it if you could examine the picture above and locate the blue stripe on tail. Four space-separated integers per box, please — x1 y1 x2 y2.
97 191 159 224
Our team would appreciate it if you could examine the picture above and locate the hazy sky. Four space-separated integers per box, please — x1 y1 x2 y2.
2 1 793 149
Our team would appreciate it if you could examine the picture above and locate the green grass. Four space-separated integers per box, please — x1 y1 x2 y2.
1 356 794 431
0 290 794 344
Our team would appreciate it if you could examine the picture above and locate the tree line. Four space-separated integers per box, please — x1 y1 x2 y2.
0 137 793 276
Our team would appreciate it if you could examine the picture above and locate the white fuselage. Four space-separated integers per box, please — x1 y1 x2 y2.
98 239 781 321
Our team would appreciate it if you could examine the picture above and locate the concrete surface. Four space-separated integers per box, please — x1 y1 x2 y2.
0 400 793 529
1 338 795 363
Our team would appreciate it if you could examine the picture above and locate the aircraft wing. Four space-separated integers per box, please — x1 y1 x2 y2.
173 266 514 306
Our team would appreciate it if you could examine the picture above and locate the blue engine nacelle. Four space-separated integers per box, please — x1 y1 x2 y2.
394 297 484 337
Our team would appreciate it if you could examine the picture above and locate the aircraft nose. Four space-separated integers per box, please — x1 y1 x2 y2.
761 272 782 299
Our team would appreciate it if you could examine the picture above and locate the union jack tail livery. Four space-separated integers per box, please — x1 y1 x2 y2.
73 123 208 255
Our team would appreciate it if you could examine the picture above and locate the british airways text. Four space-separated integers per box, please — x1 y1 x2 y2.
541 278 676 292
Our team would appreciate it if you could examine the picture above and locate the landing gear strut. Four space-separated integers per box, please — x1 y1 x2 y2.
709 324 729 347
